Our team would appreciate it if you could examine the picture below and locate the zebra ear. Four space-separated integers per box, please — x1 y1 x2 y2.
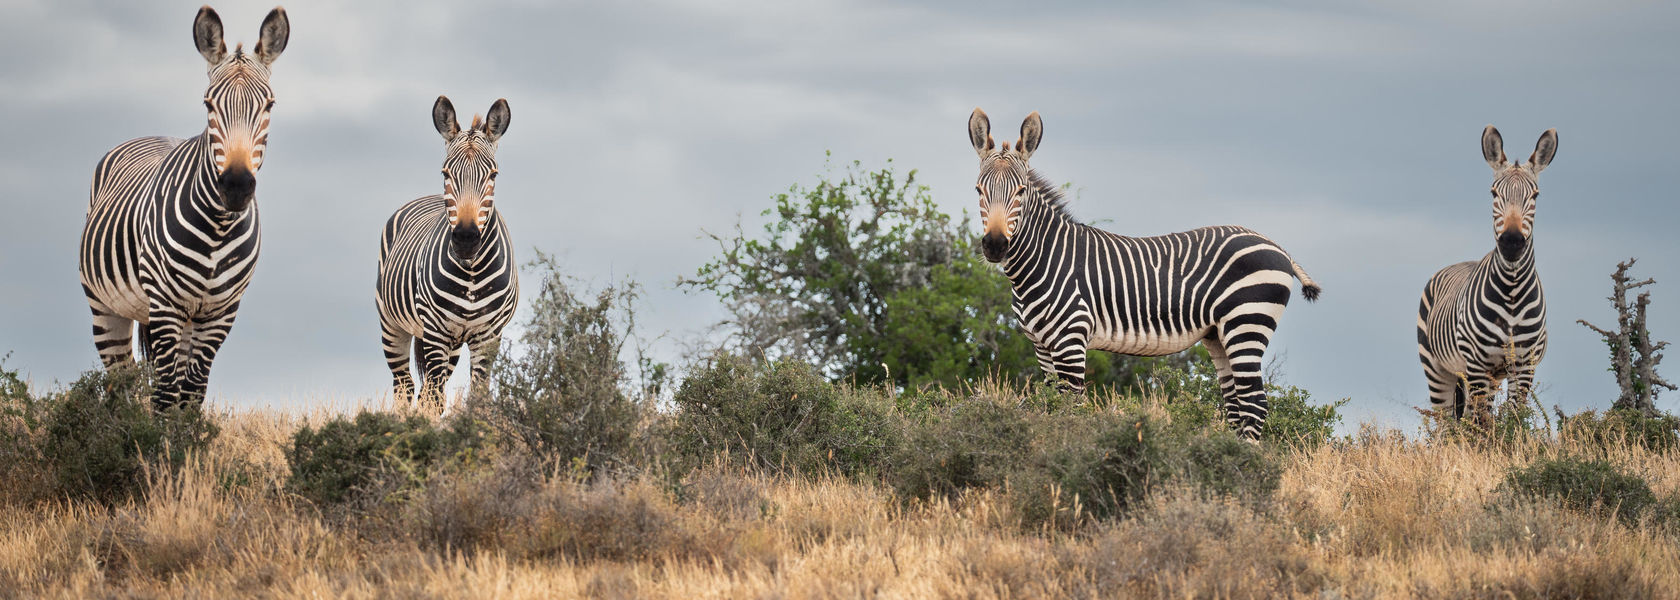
482 99 511 143
1016 112 1042 160
1481 125 1508 170
969 108 995 158
433 96 460 141
1527 128 1558 174
193 6 227 66
253 7 288 66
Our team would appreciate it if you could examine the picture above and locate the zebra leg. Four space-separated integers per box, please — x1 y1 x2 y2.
143 308 191 411
1201 334 1240 416
89 303 135 367
415 336 461 416
466 334 501 397
1044 321 1090 394
175 312 236 407
381 321 416 405
1215 319 1273 441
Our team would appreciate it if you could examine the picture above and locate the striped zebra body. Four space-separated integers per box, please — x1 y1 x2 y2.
78 7 287 410
1417 126 1555 418
377 97 517 414
969 109 1318 439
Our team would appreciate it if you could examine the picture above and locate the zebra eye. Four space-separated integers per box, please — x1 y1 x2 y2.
264 98 276 111
1014 185 1027 197
203 97 215 112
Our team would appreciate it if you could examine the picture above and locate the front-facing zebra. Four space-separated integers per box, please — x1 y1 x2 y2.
1417 126 1555 419
377 97 518 414
79 6 288 409
968 109 1320 440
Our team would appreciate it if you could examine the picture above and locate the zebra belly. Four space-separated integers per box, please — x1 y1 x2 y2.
1087 324 1212 356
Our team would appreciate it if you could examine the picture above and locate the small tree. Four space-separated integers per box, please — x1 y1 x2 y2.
1578 258 1675 416
681 154 1204 393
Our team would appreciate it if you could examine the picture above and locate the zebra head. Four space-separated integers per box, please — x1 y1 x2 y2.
968 108 1042 263
1480 125 1557 262
193 6 288 213
432 96 511 262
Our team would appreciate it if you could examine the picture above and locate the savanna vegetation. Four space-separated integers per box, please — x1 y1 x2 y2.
3 159 1677 598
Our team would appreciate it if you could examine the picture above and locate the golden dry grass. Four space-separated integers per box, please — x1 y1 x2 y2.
2 407 1678 599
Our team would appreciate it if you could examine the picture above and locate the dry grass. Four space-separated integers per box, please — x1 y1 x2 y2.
2 407 1678 599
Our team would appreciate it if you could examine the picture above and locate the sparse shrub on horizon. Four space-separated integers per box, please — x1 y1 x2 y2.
670 354 899 478
1499 455 1658 525
1559 408 1680 453
479 253 654 474
285 410 487 509
23 363 219 505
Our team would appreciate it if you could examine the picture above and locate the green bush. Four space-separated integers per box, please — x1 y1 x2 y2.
1560 409 1680 453
45 364 218 505
891 399 1035 502
1144 360 1344 446
286 411 487 507
891 390 1282 529
1010 411 1168 527
1178 430 1282 508
670 355 898 478
1500 455 1657 524
481 254 649 473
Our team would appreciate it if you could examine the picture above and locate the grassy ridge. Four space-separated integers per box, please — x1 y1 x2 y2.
3 382 1678 598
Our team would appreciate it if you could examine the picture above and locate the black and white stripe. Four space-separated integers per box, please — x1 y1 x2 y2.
968 109 1320 440
377 96 518 414
78 7 288 410
1417 125 1555 418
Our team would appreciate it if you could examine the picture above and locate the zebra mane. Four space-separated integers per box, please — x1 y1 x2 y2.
1027 168 1077 223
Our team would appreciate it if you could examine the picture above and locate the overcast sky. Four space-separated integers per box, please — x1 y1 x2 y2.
3 0 1678 428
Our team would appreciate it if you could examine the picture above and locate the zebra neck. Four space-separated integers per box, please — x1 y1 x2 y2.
1000 193 1075 279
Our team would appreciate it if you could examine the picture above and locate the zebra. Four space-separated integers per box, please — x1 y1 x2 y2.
78 6 288 410
1417 126 1555 420
376 96 518 415
967 109 1320 440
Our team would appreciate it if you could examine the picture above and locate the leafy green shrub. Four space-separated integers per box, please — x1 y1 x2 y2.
481 254 650 473
0 356 50 504
1560 409 1680 453
1143 360 1344 446
671 355 899 477
891 399 1035 502
36 363 218 505
1500 455 1657 524
1009 411 1168 527
1177 430 1282 508
286 411 486 507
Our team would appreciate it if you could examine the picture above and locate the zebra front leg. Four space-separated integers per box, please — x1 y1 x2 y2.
89 303 135 367
143 308 191 411
381 322 416 406
175 311 237 408
466 334 501 398
415 336 461 417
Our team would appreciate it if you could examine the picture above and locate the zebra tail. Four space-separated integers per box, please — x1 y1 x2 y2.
1248 229 1321 302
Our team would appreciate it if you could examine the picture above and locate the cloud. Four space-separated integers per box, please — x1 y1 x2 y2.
4 0 1679 424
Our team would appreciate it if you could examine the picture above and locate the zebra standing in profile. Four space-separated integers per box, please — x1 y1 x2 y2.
79 6 288 410
1417 126 1555 419
967 109 1319 440
376 97 518 415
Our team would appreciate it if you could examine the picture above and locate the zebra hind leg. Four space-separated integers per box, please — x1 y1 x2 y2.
1201 334 1242 425
90 305 134 367
1215 321 1273 441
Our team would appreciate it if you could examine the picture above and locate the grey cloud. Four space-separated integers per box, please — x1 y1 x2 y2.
3 0 1678 429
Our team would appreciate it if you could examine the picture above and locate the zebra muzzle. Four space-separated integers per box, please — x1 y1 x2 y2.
217 166 257 211
981 232 1009 262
